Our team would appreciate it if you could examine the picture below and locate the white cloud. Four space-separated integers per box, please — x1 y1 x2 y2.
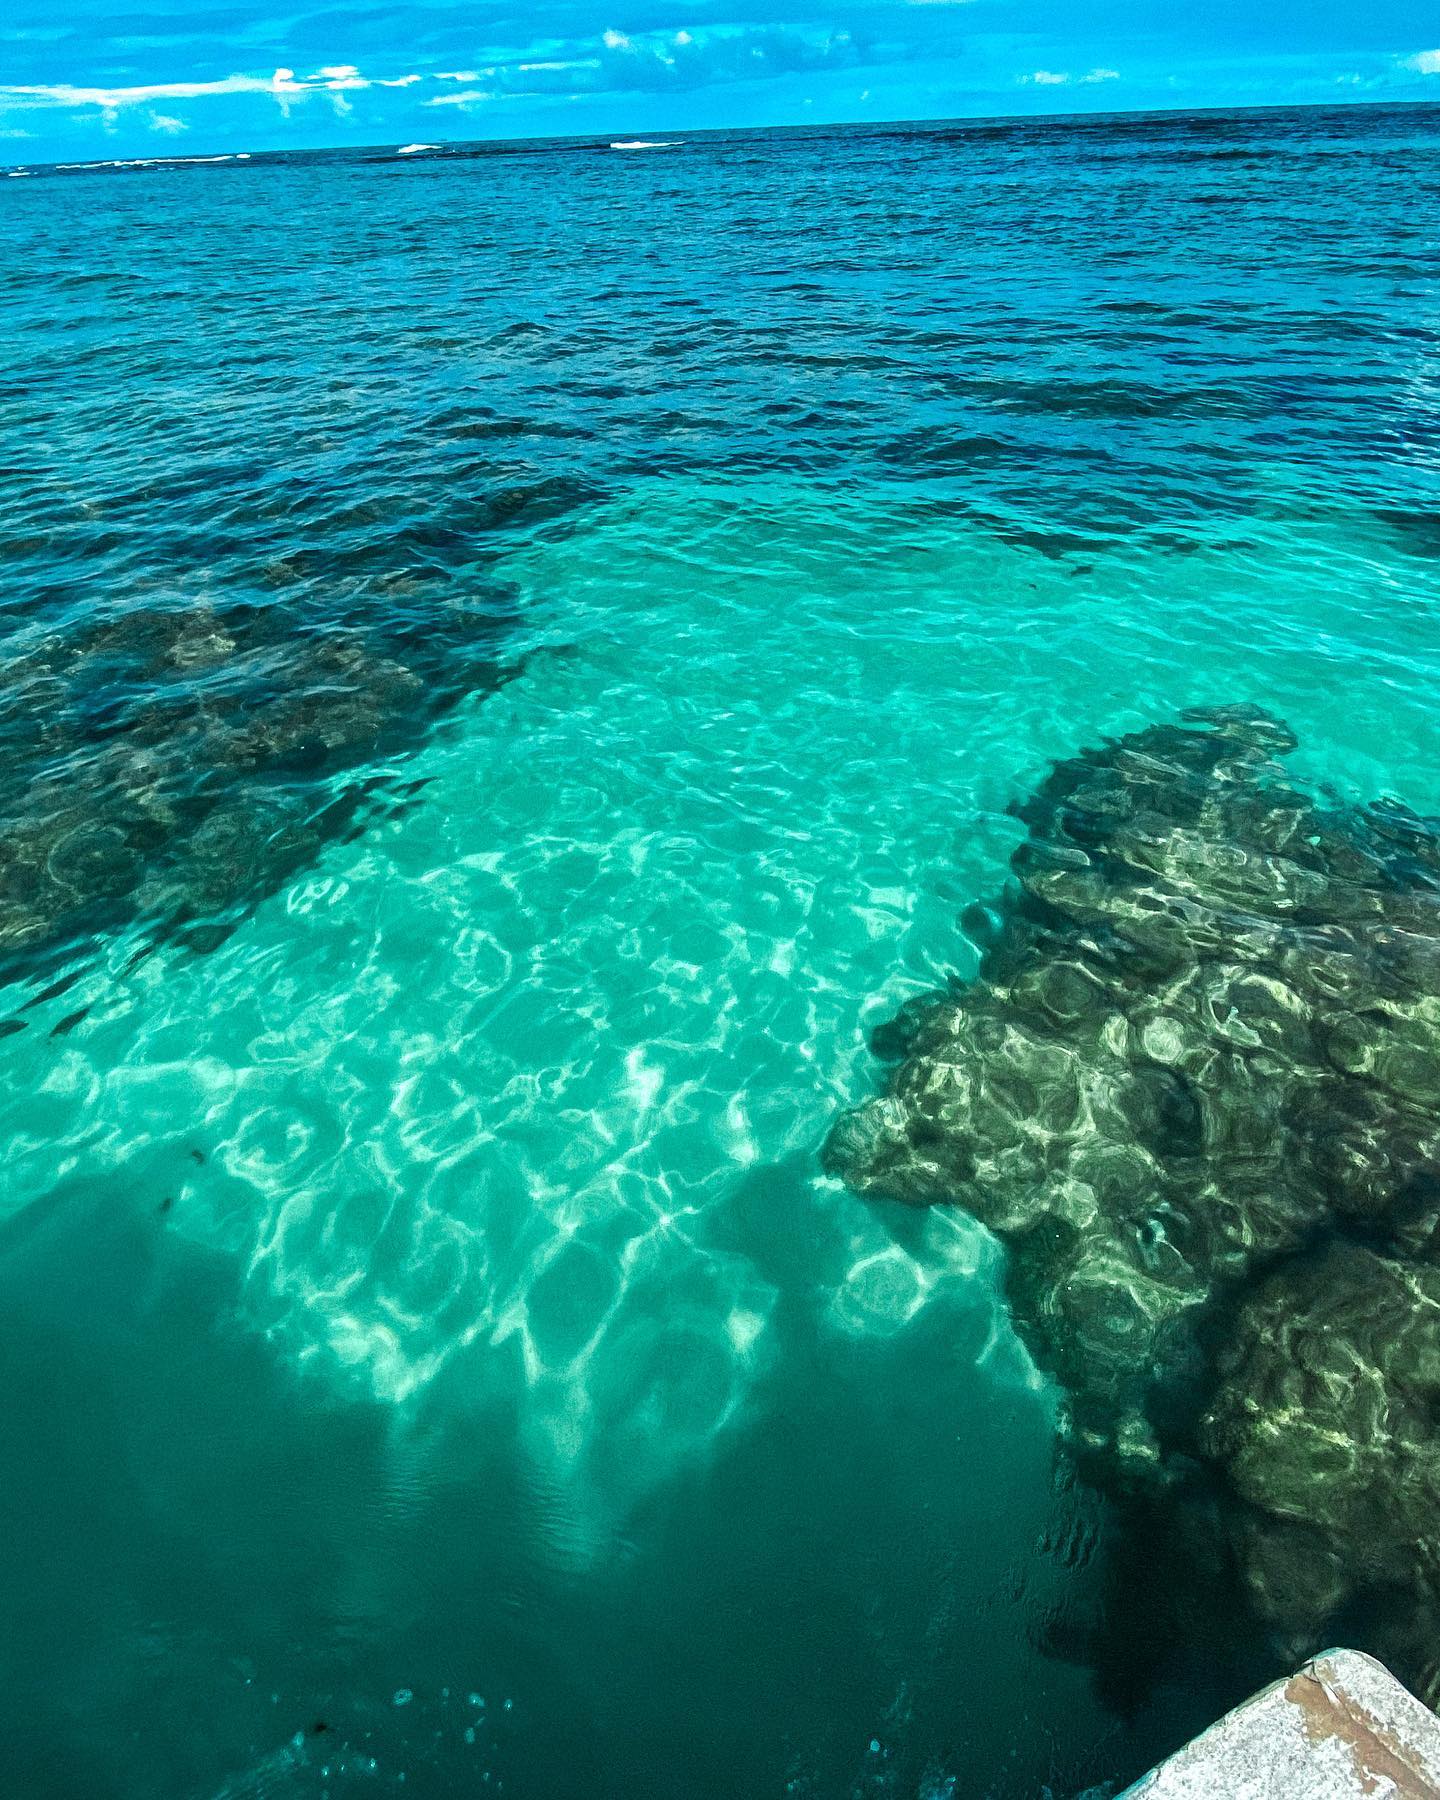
2 73 280 107
1019 66 1118 87
420 24 857 105
1401 49 1440 74
0 62 420 115
424 89 492 108
1 23 873 127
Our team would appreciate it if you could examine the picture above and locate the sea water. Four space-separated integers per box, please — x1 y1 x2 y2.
1 104 1438 1797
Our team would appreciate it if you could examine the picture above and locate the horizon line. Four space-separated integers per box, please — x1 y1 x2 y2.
4 90 1436 173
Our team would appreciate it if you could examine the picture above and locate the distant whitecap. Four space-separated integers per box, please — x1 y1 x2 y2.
53 153 248 172
609 140 681 151
397 143 441 155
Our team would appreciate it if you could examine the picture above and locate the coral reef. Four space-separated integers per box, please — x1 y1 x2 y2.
0 590 516 980
826 705 1440 1704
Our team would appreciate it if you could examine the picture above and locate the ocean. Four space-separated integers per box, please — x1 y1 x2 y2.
1 101 1438 1798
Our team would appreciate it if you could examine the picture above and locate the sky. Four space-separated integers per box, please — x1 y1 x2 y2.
1 0 1438 163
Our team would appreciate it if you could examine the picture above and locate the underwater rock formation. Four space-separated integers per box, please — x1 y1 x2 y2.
1202 1242 1440 1697
826 704 1440 1704
0 590 516 981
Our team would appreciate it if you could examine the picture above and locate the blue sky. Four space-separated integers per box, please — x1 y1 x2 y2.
2 0 1438 162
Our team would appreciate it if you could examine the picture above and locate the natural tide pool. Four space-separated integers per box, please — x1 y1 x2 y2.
2 104 1439 1798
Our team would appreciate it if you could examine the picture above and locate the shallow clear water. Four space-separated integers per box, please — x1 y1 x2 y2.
2 104 1439 1798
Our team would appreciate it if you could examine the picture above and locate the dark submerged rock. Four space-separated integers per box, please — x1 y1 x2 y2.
826 705 1440 1707
0 587 518 982
1202 1242 1440 1693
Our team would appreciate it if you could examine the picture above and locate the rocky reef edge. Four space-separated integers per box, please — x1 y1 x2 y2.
827 705 1440 1711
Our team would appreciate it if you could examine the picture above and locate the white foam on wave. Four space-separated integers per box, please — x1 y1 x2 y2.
54 153 251 172
609 139 681 151
397 143 440 155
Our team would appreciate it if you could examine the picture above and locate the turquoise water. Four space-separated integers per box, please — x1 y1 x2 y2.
2 104 1440 1797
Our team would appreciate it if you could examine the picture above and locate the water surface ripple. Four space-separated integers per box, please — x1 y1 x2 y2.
1 102 1438 1800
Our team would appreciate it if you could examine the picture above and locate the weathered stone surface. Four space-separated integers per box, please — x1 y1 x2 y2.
1123 1649 1440 1800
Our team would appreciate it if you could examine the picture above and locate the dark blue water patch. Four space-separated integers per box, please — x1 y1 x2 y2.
1374 506 1440 558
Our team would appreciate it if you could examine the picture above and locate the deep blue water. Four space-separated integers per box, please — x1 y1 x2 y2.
1 102 1438 1798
